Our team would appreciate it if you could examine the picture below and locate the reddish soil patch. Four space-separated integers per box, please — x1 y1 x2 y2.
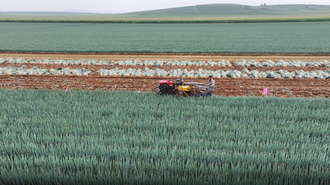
1 63 329 73
1 75 329 98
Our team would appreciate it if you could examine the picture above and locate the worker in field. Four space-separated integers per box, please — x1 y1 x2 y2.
207 75 215 96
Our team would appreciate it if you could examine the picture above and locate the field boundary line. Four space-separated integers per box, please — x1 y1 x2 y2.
1 51 330 56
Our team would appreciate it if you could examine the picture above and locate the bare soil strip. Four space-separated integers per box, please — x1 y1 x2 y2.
0 53 330 62
1 62 329 73
0 75 329 98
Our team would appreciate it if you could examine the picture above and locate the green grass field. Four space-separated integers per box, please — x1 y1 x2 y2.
1 22 330 54
0 90 329 184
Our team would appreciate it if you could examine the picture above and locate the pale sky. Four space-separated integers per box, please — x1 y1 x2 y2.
1 0 330 13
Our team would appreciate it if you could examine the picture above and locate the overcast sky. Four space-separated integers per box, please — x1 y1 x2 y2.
2 0 330 13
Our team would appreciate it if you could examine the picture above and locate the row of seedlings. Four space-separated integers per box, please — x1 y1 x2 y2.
2 58 329 68
0 66 92 76
98 68 330 79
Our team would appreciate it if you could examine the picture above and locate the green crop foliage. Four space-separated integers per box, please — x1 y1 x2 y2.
0 89 329 184
0 22 330 54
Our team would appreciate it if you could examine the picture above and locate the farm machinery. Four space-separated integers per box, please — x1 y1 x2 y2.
158 79 211 97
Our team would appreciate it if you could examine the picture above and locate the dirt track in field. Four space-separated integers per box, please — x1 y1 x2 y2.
0 52 330 62
1 63 330 73
0 52 330 98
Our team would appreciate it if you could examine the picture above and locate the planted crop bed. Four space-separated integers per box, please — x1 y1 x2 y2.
1 57 330 98
0 90 329 184
2 58 330 79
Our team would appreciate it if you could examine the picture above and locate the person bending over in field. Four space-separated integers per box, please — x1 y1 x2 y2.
207 75 215 96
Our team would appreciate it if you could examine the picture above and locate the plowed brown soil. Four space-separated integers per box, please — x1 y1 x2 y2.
0 53 330 98
1 75 329 98
1 62 329 73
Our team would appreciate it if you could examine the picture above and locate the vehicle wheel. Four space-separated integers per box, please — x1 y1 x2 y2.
159 84 169 93
157 89 165 95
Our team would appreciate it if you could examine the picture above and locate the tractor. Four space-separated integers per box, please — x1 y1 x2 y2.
158 79 210 97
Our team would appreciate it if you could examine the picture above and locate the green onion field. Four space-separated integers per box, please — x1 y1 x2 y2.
0 89 329 184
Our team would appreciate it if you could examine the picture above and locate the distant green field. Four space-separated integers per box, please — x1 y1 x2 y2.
1 4 330 22
1 22 330 54
125 4 330 20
